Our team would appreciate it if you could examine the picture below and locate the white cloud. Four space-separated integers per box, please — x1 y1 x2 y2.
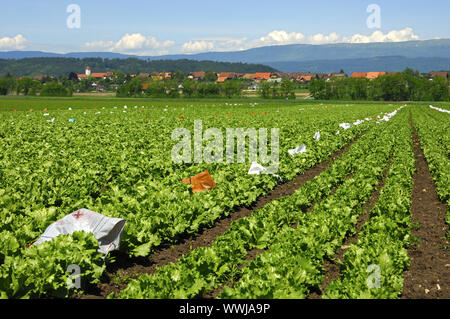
181 31 308 53
82 28 420 55
181 37 248 53
114 33 174 51
114 33 148 50
83 33 175 54
342 27 419 43
181 40 215 53
83 40 115 50
256 30 305 46
0 34 28 50
250 28 418 47
307 32 340 45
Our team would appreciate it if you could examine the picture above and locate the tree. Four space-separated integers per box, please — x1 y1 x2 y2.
68 72 78 81
430 76 449 101
16 77 35 95
113 71 126 85
204 71 217 82
403 67 419 77
165 79 180 98
352 78 368 100
173 71 185 81
40 81 72 97
181 78 196 97
280 78 296 99
0 78 15 95
145 80 166 97
221 80 243 98
75 78 95 92
309 79 328 99
257 81 271 99
377 74 408 101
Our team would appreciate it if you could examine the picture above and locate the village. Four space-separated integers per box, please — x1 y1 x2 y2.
71 66 449 94
77 67 449 83
8 66 448 98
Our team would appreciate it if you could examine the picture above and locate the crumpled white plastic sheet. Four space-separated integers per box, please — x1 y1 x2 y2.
31 208 127 255
248 162 267 175
248 162 282 181
376 105 405 123
429 105 450 114
313 131 321 141
288 145 307 157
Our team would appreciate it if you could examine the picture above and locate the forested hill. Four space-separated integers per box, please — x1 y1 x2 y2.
0 57 278 77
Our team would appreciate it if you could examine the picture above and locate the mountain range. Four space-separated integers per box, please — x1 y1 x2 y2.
1 39 449 74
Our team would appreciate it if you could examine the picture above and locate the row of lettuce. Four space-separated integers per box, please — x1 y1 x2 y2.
0 103 389 298
323 111 415 298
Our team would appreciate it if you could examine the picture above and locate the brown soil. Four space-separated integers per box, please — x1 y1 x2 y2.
308 151 392 299
401 115 449 299
78 134 363 299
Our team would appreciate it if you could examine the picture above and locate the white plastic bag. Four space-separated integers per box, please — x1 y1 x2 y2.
248 162 267 175
32 208 127 255
429 105 450 114
339 123 351 130
288 145 307 157
313 131 320 141
248 162 282 181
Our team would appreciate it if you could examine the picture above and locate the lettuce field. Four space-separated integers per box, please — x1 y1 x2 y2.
0 97 448 299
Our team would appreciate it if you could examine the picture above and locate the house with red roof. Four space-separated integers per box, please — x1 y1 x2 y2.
430 71 448 79
351 72 368 78
366 72 386 80
217 72 238 79
254 72 271 80
189 71 207 80
242 72 272 81
298 75 313 83
77 66 113 80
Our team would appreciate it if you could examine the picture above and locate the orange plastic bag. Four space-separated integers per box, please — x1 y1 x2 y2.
182 171 216 193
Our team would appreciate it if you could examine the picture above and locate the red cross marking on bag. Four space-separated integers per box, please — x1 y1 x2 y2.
72 210 84 219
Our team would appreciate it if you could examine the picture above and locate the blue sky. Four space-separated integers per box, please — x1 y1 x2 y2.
0 0 449 55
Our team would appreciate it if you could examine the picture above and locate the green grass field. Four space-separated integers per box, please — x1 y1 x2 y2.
1 95 445 112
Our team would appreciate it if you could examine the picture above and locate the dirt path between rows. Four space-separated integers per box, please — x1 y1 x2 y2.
401 114 449 299
79 134 365 299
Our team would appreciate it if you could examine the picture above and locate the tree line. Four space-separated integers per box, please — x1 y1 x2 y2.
0 57 277 77
116 76 247 98
116 73 299 99
310 69 449 101
0 75 72 97
257 79 297 99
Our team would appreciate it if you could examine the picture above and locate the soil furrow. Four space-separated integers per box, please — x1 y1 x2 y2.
401 114 449 299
